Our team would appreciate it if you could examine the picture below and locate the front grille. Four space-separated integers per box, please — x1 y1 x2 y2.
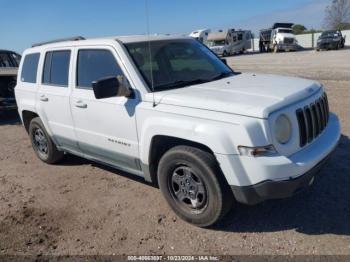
284 38 294 44
296 93 330 147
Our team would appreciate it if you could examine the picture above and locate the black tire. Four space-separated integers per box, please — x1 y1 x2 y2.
157 145 234 227
222 51 228 57
29 117 64 164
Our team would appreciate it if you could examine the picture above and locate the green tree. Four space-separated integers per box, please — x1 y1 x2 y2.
292 24 307 34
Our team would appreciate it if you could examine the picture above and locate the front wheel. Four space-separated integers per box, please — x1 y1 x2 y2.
29 117 64 164
157 146 234 227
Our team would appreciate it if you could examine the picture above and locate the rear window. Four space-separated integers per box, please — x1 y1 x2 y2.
21 53 40 83
42 50 71 86
0 52 19 67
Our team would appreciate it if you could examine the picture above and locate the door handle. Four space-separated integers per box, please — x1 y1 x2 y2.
74 101 87 109
39 95 48 102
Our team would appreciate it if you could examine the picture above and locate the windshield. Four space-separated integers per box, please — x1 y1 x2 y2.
207 40 226 47
321 31 339 38
278 29 293 34
125 39 233 92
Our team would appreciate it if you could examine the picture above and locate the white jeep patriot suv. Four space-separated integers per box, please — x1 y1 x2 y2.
15 35 341 227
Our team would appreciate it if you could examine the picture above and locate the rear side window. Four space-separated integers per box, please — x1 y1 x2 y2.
42 50 71 86
77 49 123 88
21 53 40 83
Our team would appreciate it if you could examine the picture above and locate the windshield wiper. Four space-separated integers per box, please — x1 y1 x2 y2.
153 72 235 91
155 78 211 90
209 71 234 81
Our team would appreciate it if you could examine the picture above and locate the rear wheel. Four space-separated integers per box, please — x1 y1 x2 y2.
157 145 234 227
222 51 228 57
29 117 64 164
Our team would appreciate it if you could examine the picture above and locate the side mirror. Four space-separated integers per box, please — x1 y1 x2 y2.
221 58 227 65
92 75 133 99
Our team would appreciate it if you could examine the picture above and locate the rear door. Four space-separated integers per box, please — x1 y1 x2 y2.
70 46 141 173
36 48 79 152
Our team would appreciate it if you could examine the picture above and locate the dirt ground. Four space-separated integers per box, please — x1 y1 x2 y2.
0 49 350 256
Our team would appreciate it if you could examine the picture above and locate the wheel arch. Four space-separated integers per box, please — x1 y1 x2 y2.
145 135 216 185
22 110 39 133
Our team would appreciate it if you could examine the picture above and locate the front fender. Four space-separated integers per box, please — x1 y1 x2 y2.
137 105 271 165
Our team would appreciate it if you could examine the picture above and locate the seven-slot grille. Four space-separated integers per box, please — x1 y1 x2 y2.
296 93 330 148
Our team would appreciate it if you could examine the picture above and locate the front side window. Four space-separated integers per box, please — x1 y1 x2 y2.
21 53 40 83
42 50 71 86
126 39 233 92
77 49 123 89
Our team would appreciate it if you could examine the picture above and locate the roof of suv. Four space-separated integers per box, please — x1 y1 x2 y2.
27 34 190 52
0 49 20 54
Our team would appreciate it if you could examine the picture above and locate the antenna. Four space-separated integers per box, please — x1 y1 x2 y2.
145 0 156 107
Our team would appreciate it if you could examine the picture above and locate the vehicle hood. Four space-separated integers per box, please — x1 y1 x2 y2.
318 36 340 42
146 73 322 119
209 45 225 49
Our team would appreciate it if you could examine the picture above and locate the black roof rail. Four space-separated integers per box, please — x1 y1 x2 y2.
32 36 85 47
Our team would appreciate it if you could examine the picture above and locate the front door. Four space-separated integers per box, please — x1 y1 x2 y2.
70 47 141 174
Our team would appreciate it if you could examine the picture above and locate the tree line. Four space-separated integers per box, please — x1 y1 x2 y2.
292 0 350 35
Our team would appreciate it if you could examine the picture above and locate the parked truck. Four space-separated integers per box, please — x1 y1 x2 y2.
0 50 21 112
316 30 346 51
259 23 298 53
207 29 252 56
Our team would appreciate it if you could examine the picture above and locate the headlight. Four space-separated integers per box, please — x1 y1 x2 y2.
274 114 292 144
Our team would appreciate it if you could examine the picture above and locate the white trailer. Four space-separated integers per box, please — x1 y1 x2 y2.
189 29 211 43
207 29 252 56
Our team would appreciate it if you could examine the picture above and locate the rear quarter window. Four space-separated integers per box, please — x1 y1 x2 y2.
42 50 71 87
21 53 40 83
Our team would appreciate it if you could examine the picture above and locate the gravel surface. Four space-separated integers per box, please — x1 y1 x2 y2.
0 49 349 256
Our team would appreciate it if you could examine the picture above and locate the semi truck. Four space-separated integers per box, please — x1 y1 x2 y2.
259 23 298 53
207 29 252 56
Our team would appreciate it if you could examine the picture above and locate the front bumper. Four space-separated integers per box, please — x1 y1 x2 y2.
230 152 332 205
317 42 338 49
277 43 297 51
210 48 224 56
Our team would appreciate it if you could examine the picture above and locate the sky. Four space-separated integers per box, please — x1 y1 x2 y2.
0 0 330 53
